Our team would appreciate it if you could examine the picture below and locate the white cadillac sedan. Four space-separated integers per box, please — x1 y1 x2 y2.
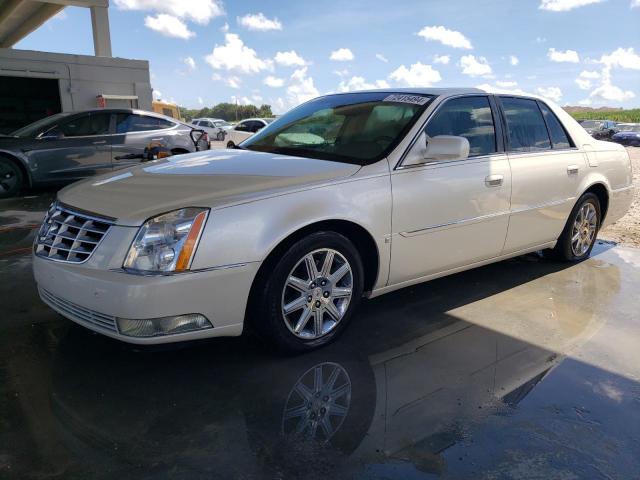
33 89 634 352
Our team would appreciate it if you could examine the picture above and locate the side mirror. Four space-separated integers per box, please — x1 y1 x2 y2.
424 135 470 162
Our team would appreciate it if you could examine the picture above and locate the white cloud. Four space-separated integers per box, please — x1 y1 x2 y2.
183 56 196 71
205 33 272 74
263 75 285 88
599 47 640 70
633 0 640 7
152 89 162 100
536 86 563 102
114 0 224 24
496 80 518 88
337 76 390 92
333 69 349 77
330 48 354 61
144 14 194 39
231 95 254 106
376 53 389 63
212 73 242 88
274 50 307 67
578 98 592 106
220 22 229 32
580 70 601 79
287 67 319 107
197 96 203 105
237 13 282 31
433 54 451 65
590 82 635 102
575 78 592 90
476 83 528 95
389 62 442 87
417 26 472 49
548 48 580 63
539 0 603 11
252 94 263 103
509 55 519 66
459 55 492 76
536 36 547 44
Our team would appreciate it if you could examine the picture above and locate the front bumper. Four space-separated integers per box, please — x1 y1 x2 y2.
33 255 260 344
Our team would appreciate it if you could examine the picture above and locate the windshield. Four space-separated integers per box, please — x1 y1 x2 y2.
241 92 434 164
618 124 640 132
11 113 70 138
580 120 603 129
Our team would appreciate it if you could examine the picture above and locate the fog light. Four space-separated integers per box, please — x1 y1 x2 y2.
117 314 212 337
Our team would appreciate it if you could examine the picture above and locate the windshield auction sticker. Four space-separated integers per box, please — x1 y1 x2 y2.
382 94 430 105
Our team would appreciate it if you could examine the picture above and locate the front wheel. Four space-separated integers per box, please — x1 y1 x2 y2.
252 232 364 353
226 141 235 149
547 192 601 261
0 157 23 199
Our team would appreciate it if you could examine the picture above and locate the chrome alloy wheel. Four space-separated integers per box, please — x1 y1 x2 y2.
571 202 598 257
282 362 351 441
281 249 353 339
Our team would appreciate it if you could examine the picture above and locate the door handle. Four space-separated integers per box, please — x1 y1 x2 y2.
92 140 107 145
567 165 579 175
484 174 504 187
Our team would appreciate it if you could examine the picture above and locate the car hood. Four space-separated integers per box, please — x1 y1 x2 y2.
58 149 361 226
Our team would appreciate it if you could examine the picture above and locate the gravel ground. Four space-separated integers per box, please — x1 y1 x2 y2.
210 142 639 247
598 147 640 248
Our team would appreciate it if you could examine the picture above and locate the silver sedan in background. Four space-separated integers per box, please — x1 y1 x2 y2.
33 89 633 352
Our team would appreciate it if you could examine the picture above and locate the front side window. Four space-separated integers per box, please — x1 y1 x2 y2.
425 96 497 157
50 113 111 137
501 97 551 152
116 114 174 133
539 102 571 149
242 92 434 164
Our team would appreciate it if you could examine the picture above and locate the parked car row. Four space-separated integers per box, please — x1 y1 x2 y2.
578 119 640 146
0 109 209 198
190 117 234 141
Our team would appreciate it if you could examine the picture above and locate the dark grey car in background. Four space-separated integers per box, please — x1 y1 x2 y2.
0 109 209 198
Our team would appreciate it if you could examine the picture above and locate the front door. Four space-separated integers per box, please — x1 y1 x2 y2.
26 112 112 183
389 95 512 285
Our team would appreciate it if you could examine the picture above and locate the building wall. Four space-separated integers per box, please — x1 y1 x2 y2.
0 48 152 113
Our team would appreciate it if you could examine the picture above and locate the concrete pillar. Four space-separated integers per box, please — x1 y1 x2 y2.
90 5 112 57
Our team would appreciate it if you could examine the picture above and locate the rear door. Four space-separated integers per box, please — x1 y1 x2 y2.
111 113 178 169
25 112 113 183
499 97 584 253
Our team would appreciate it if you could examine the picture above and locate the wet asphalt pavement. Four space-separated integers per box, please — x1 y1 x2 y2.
1 192 640 480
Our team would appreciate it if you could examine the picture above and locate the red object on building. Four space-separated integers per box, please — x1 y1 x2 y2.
96 95 106 108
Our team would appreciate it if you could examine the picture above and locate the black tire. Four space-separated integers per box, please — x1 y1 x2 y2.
546 192 601 261
226 141 235 149
252 231 364 353
0 157 24 199
216 131 225 141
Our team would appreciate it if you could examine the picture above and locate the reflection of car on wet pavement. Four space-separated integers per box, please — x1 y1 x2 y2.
31 89 634 352
0 109 209 198
42 250 619 477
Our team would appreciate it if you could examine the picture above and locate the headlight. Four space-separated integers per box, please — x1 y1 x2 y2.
123 207 209 273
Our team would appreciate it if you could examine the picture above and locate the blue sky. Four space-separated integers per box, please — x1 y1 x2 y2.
16 0 640 113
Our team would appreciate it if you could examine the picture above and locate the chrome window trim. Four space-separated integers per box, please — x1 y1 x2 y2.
395 93 498 170
395 153 501 172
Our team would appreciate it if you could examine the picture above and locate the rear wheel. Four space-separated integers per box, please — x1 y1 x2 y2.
252 232 364 353
547 192 600 261
0 157 23 199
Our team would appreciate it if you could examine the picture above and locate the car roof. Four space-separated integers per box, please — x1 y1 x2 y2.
66 108 180 121
238 118 272 122
324 87 483 97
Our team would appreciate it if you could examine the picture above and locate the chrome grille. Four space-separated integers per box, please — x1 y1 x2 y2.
39 287 118 333
35 203 113 263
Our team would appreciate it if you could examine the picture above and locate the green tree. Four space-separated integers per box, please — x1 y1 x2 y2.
180 103 274 122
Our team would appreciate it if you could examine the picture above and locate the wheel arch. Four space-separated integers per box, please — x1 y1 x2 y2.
245 219 380 322
582 182 610 223
0 151 31 187
170 147 190 155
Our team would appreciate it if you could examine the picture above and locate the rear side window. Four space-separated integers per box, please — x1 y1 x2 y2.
539 102 571 149
116 114 174 133
425 96 497 157
501 97 551 152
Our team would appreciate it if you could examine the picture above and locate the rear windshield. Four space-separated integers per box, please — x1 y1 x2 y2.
241 92 434 164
